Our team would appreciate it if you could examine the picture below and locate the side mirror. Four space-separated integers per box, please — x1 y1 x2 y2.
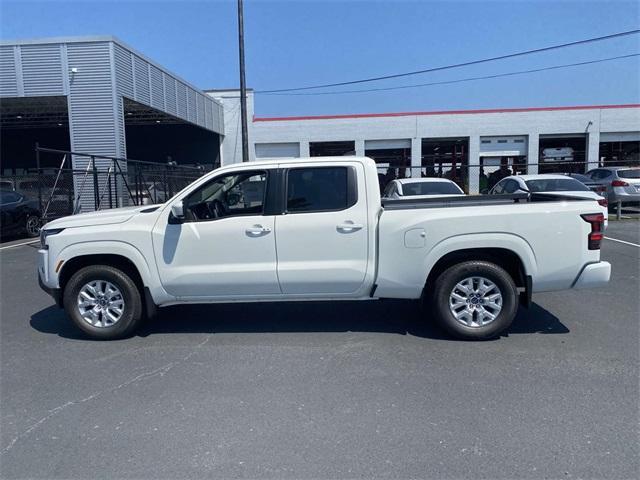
480 188 489 194
170 201 185 223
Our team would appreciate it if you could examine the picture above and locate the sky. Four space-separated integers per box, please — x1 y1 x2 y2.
1 0 639 117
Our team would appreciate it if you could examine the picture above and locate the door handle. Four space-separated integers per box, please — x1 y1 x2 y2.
245 224 271 236
336 221 363 232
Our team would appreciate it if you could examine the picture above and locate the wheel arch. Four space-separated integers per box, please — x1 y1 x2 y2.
58 253 145 296
422 236 535 308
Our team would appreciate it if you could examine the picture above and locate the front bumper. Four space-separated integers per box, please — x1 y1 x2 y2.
37 248 62 307
38 273 62 307
572 261 611 289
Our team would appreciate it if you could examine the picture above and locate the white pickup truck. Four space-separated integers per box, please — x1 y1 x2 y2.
38 157 610 340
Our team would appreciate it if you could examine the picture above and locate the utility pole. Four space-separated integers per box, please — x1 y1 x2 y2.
237 0 249 162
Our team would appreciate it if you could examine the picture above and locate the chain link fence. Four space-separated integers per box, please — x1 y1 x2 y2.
0 146 209 223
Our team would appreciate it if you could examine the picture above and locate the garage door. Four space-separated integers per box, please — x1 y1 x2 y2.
255 142 300 159
365 139 411 150
479 136 527 157
600 132 640 142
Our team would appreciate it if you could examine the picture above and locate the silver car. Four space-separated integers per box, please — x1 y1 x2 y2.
586 167 640 205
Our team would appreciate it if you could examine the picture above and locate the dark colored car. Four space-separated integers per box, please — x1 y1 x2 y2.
558 173 608 196
0 190 41 238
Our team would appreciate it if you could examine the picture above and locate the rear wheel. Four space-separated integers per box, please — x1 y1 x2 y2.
430 261 518 340
63 265 143 340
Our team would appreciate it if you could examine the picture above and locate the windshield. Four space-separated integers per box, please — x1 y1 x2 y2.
618 169 640 179
402 181 462 195
525 178 589 192
0 191 20 205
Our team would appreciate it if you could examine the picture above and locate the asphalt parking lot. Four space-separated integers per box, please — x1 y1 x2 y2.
0 220 638 479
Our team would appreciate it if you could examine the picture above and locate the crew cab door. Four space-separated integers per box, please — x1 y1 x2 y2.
275 162 369 295
152 168 280 298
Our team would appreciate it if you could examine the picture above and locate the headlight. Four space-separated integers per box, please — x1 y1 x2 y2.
40 228 64 249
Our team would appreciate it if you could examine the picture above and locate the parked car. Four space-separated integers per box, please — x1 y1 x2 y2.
558 173 608 196
0 190 41 237
131 183 170 205
38 157 610 341
586 167 640 206
0 180 15 191
383 178 465 199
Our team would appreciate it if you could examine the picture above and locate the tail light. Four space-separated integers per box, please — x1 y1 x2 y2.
581 213 605 250
597 198 608 208
611 180 629 187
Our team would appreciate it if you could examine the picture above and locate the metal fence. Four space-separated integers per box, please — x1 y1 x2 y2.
0 146 209 222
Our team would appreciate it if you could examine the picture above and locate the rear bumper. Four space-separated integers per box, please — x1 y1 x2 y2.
572 261 611 289
610 189 640 204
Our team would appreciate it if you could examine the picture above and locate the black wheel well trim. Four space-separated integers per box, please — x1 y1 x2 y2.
58 253 148 306
423 247 529 304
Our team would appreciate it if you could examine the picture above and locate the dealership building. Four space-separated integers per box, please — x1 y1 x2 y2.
209 89 640 194
1 35 639 205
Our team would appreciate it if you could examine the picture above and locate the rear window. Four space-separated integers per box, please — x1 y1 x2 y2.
525 178 590 192
402 182 462 195
287 167 355 213
618 169 640 179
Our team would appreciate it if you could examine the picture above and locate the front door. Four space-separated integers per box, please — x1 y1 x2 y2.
152 169 280 298
275 163 369 295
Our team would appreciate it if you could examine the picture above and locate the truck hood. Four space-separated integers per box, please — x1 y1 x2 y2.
43 205 161 230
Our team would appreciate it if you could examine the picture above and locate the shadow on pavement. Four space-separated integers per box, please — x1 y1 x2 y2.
30 300 568 341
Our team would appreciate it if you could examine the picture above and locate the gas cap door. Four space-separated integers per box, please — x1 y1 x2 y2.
405 228 426 248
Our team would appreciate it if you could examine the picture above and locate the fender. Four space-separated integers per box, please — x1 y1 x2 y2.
56 240 172 305
423 232 538 282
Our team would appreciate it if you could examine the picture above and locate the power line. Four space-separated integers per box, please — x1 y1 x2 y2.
257 53 640 96
256 29 640 93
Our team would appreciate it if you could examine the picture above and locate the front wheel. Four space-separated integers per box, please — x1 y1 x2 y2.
25 215 41 237
429 261 518 340
63 265 143 340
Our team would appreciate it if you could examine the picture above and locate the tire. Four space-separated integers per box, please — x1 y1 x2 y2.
63 265 143 340
25 215 41 237
429 261 518 340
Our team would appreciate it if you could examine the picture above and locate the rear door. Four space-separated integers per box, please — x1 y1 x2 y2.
275 162 369 295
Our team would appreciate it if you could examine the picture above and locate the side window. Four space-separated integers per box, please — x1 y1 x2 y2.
286 166 356 213
503 180 520 193
383 182 395 197
492 180 506 194
590 169 609 180
183 170 267 221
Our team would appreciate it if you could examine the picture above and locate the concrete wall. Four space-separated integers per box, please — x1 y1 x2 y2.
215 92 640 193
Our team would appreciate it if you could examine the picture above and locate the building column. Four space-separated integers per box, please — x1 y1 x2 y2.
411 137 422 177
300 141 310 157
355 139 365 157
467 135 481 194
527 133 539 174
586 131 600 172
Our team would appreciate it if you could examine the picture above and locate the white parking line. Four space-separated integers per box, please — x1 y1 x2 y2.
605 236 640 248
0 240 39 251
